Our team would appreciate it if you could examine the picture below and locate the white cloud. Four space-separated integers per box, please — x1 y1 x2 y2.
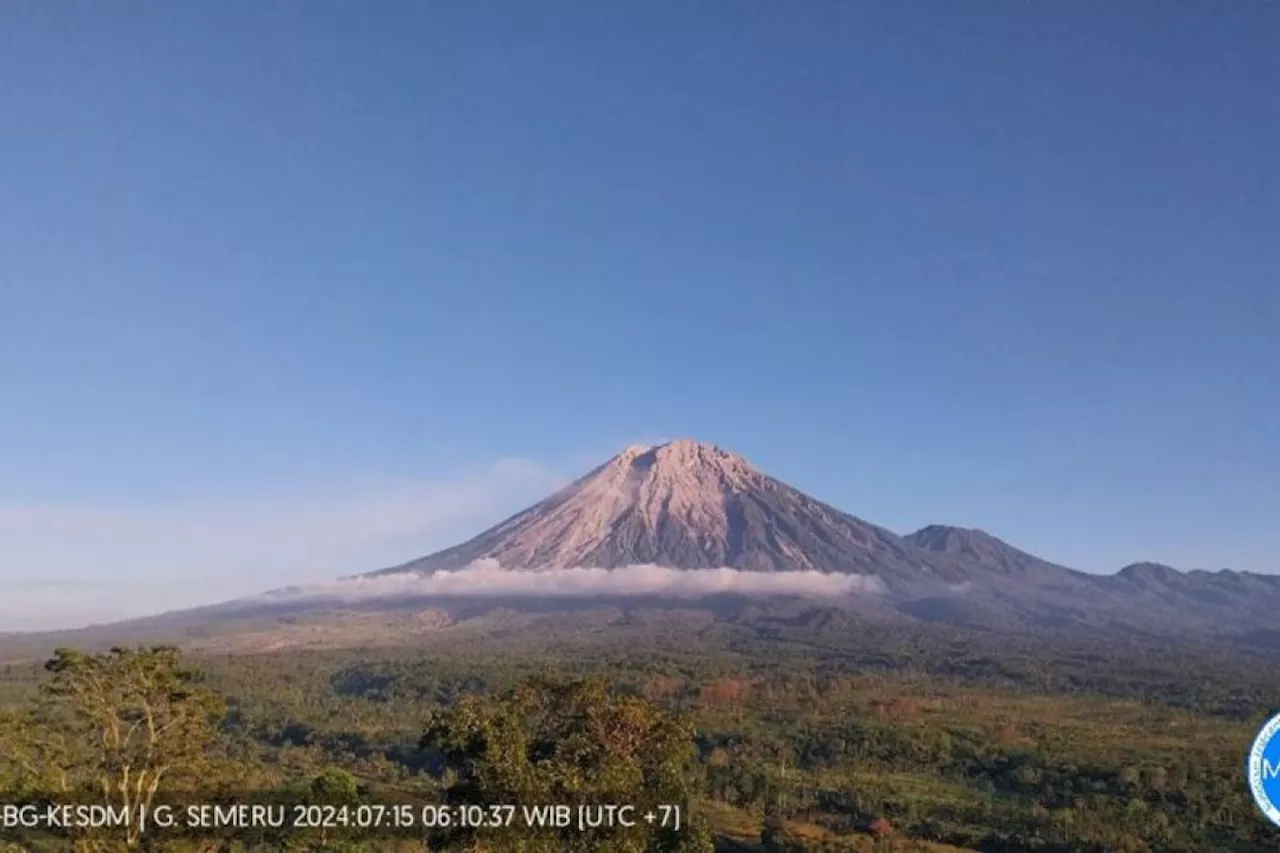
0 459 567 632
262 559 884 603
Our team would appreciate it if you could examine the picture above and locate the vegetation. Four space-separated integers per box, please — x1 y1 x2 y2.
420 677 713 852
1 610 1278 851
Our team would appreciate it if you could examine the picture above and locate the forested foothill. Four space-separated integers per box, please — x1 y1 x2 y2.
2 610 1278 852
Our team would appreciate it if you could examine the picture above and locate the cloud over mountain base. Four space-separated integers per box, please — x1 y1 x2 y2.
263 559 884 604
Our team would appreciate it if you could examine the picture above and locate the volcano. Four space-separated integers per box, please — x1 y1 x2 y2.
8 439 1277 654
370 439 933 585
347 439 1279 636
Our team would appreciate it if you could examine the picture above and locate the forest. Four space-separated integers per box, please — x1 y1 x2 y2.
1 606 1278 852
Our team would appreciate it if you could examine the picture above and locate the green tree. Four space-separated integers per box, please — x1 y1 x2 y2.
311 766 360 803
0 646 225 850
421 676 708 852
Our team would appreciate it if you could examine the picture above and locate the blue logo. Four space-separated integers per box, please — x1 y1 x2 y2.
1249 713 1280 827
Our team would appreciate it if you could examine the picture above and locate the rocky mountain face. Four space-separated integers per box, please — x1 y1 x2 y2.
374 440 930 582
6 439 1272 658
363 439 1276 637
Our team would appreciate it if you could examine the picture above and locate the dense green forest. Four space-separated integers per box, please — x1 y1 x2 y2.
2 609 1279 852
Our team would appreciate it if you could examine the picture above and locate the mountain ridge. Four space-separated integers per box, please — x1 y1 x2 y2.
354 439 1275 636
4 439 1275 647
368 440 1263 584
372 438 933 583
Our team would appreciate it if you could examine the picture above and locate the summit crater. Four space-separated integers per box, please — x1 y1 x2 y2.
372 439 920 578
352 438 1279 637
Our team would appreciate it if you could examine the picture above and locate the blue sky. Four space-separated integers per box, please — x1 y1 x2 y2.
1 2 1277 629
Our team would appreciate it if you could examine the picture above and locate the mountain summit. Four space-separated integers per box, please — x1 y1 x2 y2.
13 438 1274 645
903 525 1078 577
372 439 921 577
353 438 1280 636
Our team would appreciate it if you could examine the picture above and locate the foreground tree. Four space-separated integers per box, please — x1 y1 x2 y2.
421 676 714 853
0 646 225 850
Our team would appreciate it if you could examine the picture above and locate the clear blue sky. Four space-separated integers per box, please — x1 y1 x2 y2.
1 2 1277 628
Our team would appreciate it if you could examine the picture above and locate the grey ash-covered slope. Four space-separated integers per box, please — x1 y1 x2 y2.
5 439 1273 652
363 438 1277 635
373 440 932 583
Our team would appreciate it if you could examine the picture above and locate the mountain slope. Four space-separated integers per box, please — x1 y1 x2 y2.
357 439 1275 637
7 439 1275 650
905 525 1081 577
373 440 936 585
1105 562 1280 626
